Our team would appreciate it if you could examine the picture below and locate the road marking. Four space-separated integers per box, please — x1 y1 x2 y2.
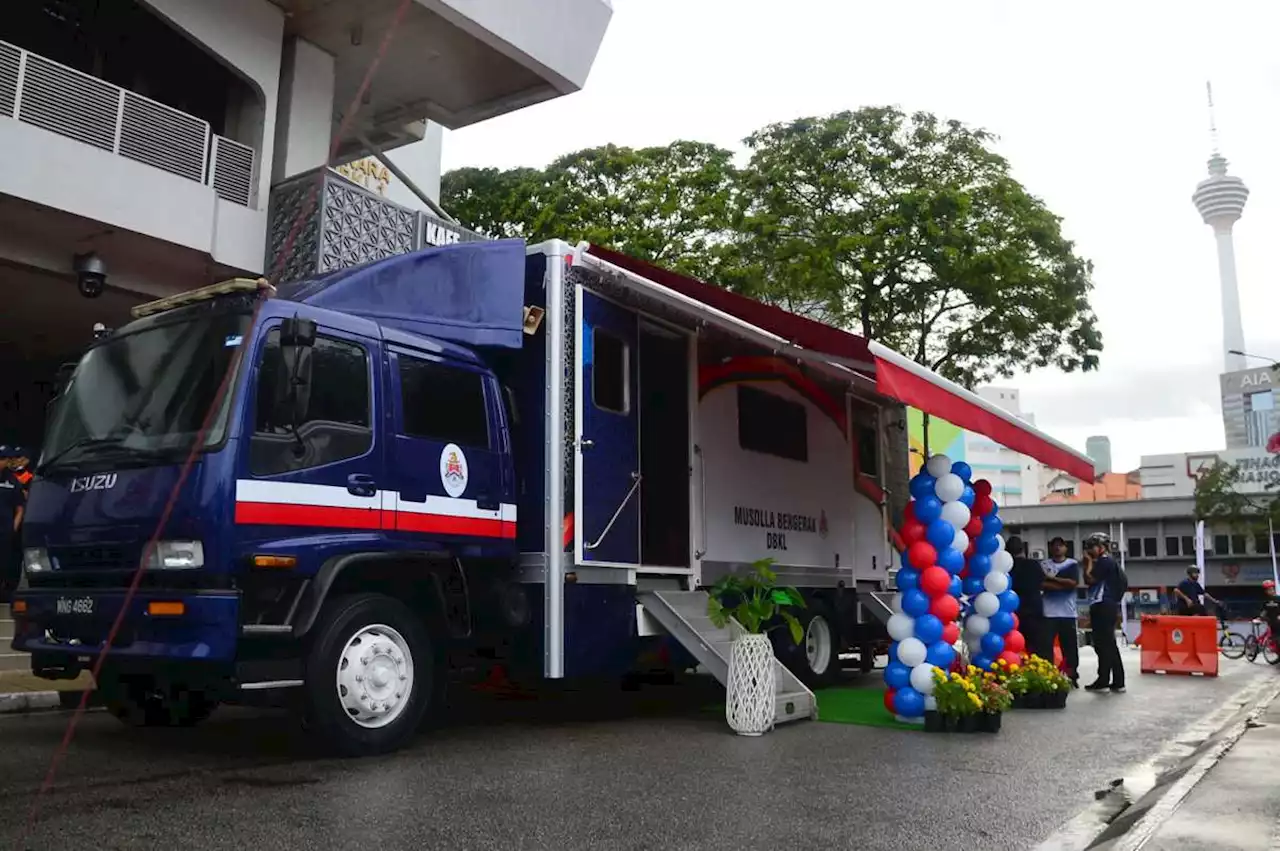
1034 672 1280 851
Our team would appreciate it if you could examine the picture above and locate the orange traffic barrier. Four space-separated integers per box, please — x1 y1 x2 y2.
1136 615 1219 677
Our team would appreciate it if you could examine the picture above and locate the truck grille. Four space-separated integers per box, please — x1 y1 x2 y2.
50 544 135 572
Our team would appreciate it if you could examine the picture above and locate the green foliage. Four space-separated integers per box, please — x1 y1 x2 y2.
441 141 738 279
724 107 1101 387
1194 460 1280 532
706 558 805 643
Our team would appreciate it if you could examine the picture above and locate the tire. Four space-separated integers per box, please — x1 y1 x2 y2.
1265 639 1280 667
302 592 434 757
1220 631 1247 660
100 675 217 728
776 602 840 687
1245 635 1260 662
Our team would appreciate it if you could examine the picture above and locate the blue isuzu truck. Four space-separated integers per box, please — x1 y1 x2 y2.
10 238 1089 754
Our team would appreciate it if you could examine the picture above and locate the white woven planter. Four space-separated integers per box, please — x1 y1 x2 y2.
725 633 776 736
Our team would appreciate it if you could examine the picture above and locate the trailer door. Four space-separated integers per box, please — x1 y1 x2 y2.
576 289 640 565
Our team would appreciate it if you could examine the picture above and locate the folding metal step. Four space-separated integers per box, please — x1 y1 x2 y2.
862 591 896 625
637 589 815 726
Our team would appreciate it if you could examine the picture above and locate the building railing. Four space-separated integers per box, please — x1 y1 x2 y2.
0 39 255 208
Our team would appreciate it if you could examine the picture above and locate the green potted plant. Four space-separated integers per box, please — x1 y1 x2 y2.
976 673 1012 732
707 558 805 735
930 667 982 732
1018 655 1071 709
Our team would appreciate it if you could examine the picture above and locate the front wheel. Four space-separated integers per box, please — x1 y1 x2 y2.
1265 639 1280 666
1244 635 1261 662
1220 631 1247 660
303 593 435 756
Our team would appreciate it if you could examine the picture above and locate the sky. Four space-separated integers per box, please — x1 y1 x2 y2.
439 0 1280 472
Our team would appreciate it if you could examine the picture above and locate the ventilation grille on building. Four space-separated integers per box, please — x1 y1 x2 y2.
210 135 255 207
0 39 256 208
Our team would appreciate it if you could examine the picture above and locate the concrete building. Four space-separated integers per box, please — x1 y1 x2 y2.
1085 435 1112 475
1041 470 1142 504
0 0 613 449
1220 362 1280 450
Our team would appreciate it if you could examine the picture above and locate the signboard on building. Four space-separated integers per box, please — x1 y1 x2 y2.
1186 448 1280 492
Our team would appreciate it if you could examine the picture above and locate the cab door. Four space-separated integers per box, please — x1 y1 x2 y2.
575 288 640 566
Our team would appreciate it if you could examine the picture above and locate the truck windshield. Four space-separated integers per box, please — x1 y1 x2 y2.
40 310 251 473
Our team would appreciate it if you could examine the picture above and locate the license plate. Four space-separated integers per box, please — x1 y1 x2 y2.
55 597 95 616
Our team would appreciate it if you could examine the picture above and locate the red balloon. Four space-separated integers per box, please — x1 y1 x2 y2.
959 566 969 579
964 541 976 558
920 566 951 598
1011 613 1020 630
975 495 996 517
883 688 897 713
998 650 1022 669
942 622 960 645
930 595 960 623
903 502 917 522
964 516 984 537
901 521 927 546
973 479 993 496
1004 630 1026 655
907 541 938 569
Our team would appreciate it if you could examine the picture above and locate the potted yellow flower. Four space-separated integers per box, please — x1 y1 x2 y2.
1016 655 1071 709
930 667 982 732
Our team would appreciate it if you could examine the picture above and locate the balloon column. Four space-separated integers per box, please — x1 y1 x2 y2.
959 479 1026 670
882 454 969 723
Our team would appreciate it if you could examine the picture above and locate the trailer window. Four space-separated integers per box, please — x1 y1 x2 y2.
398 356 490 449
856 424 879 478
737 385 808 463
592 329 630 414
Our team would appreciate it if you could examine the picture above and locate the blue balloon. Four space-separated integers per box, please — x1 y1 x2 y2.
962 576 985 597
926 640 957 669
985 514 1004 534
972 654 995 671
989 611 1015 636
998 589 1020 613
958 485 976 508
947 576 963 599
909 474 937 500
888 641 899 664
951 461 973 482
902 589 931 617
969 553 992 577
894 686 925 718
977 534 1000 556
926 519 956 550
980 631 1006 657
884 661 911 689
914 613 944 644
896 567 921 591
915 495 943 525
938 546 965 575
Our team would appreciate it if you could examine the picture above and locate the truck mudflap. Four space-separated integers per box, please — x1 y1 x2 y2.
11 590 240 665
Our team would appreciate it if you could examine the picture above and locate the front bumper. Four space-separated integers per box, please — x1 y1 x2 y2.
11 589 240 665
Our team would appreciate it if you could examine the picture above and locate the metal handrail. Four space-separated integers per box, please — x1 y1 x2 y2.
585 472 643 551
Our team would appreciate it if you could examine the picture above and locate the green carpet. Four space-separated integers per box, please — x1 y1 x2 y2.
813 687 921 731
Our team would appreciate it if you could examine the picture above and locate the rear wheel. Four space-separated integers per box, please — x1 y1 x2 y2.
1220 631 1247 660
776 603 840 687
1245 635 1261 662
1265 639 1280 666
302 593 434 756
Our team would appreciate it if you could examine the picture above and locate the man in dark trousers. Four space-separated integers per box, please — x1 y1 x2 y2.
1083 531 1126 693
0 447 24 602
1041 536 1081 687
1007 536 1048 660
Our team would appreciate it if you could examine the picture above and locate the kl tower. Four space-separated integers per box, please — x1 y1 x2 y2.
1192 82 1250 373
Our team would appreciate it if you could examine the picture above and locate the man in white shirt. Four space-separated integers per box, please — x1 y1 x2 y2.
1041 536 1081 687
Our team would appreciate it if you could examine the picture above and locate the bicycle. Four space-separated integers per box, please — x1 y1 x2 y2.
1243 619 1280 665
1217 613 1248 660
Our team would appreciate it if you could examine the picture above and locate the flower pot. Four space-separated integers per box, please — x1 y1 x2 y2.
924 710 945 732
1046 691 1068 709
1010 695 1025 709
1024 692 1046 709
980 712 1003 733
959 714 980 733
725 633 776 736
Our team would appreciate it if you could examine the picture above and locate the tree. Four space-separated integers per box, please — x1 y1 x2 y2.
1194 460 1280 533
441 141 738 279
724 107 1102 388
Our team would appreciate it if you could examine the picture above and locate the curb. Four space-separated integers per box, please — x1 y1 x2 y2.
0 690 100 715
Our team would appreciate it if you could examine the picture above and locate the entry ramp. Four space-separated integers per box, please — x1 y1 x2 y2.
637 590 815 726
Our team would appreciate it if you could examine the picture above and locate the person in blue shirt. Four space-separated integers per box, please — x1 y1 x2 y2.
1173 566 1220 616
1082 531 1126 693
1040 536 1081 687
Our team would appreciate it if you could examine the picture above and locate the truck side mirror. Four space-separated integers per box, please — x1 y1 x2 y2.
273 317 316 429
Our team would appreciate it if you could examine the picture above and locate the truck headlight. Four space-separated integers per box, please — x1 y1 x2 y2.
145 541 204 570
23 548 51 573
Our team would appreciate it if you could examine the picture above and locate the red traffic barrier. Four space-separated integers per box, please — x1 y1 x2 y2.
1136 615 1219 677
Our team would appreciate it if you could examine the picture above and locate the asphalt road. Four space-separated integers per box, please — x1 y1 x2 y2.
0 649 1268 851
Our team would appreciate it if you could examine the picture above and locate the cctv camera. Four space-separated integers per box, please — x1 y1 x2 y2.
73 252 107 298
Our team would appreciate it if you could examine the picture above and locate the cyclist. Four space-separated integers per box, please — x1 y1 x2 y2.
1173 566 1221 615
1260 580 1280 646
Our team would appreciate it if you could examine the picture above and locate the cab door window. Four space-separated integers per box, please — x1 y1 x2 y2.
250 329 372 475
397 355 489 449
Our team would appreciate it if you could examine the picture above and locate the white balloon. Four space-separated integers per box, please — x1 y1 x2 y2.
983 571 1010 595
993 550 1014 573
934 473 965 503
887 613 916 642
924 695 938 712
926 454 953 478
890 593 904 612
951 530 970 555
940 500 971 530
910 662 937 695
993 534 1006 553
966 636 985 654
974 591 1001 617
966 614 991 636
898 636 928 668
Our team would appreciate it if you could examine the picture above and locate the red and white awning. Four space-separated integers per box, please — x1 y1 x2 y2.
582 244 1094 482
